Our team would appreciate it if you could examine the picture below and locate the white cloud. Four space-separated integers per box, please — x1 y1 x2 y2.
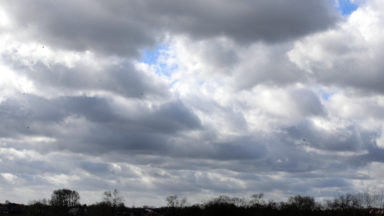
288 0 384 93
1 173 18 183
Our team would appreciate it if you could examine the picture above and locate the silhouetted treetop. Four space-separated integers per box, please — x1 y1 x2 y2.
50 189 80 208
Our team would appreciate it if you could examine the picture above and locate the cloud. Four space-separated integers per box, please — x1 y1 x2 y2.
286 119 369 152
1 0 338 56
0 38 168 98
0 94 201 155
165 37 306 89
289 0 384 94
1 0 384 207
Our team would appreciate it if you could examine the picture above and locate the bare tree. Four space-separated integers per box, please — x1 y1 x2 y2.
250 193 265 207
166 195 187 208
103 189 124 207
326 193 361 210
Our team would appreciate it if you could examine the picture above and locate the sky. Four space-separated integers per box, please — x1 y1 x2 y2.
0 0 384 207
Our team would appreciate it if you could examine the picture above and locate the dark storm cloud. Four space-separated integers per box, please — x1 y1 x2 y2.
2 0 338 56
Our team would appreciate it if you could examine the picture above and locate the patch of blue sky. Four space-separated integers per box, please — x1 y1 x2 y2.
317 87 333 101
141 44 168 65
337 0 358 16
321 91 332 101
140 44 177 77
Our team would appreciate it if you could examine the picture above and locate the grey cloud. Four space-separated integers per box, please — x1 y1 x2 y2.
2 0 158 57
78 161 112 175
141 100 202 133
2 0 338 56
158 135 268 161
286 120 370 152
289 14 384 94
0 92 374 175
64 98 201 134
1 53 168 98
148 0 338 43
289 89 325 117
107 131 355 174
0 92 341 176
179 39 308 89
0 95 65 139
312 178 351 188
0 94 201 156
197 136 268 161
200 43 239 70
57 98 202 155
360 141 384 164
212 141 266 161
0 156 58 176
233 44 306 89
0 149 362 204
312 54 384 94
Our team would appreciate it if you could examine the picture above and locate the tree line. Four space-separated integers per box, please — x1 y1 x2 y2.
3 189 384 215
162 192 384 216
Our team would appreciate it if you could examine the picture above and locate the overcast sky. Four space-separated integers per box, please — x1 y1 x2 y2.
1 0 384 206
